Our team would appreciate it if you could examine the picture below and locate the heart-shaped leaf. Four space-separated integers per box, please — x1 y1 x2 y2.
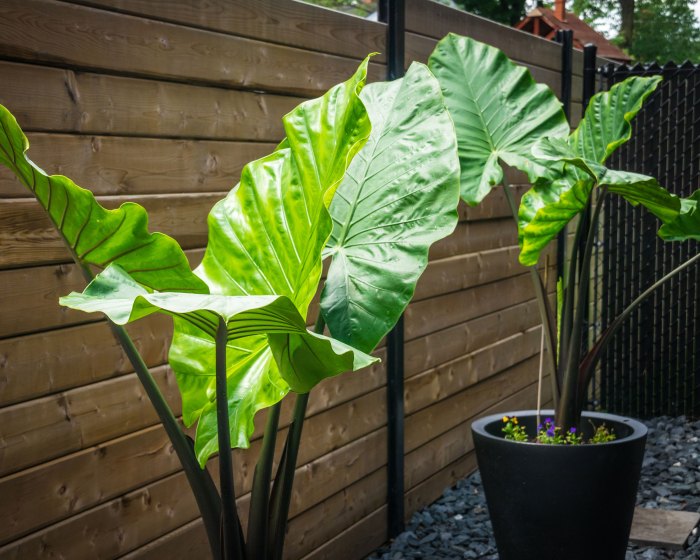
321 62 460 353
427 33 569 205
61 264 377 466
0 105 206 293
516 75 665 265
168 57 374 462
570 75 662 164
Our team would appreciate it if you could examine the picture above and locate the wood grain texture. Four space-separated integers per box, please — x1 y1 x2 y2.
0 61 298 141
0 365 182 477
66 0 387 63
404 266 556 341
0 134 274 198
0 249 203 339
629 508 700 550
0 193 216 268
0 317 173 407
406 0 565 72
0 0 385 97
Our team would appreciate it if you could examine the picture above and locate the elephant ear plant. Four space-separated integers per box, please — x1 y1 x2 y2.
428 33 700 436
0 56 460 559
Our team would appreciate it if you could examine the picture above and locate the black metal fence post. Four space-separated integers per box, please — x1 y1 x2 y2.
580 43 597 405
379 0 406 539
554 29 574 282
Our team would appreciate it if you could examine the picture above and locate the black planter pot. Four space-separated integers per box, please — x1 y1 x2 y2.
471 410 647 560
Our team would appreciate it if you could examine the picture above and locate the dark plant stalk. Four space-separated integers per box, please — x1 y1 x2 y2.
502 178 559 406
578 250 700 406
216 317 245 560
556 187 607 430
267 315 326 560
70 252 223 559
558 205 585 385
246 401 282 559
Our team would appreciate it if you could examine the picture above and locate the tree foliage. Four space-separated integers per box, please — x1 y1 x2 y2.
573 0 700 62
631 0 700 62
453 0 529 25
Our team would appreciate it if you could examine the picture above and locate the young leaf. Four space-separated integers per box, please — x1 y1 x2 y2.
61 264 377 466
659 190 700 241
0 105 206 293
168 57 374 460
428 33 569 205
570 75 662 164
321 62 460 353
516 75 667 265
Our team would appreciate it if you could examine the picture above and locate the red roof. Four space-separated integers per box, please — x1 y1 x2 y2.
515 7 631 62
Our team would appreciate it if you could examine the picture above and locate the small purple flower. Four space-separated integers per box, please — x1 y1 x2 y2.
546 427 555 437
537 423 543 431
569 427 577 434
545 417 553 424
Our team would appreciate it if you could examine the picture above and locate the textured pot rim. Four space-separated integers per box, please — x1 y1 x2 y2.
472 409 648 446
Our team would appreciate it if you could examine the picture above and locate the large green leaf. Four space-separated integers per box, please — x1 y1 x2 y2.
0 104 206 293
427 33 569 205
516 76 664 265
321 62 460 352
570 75 662 164
168 57 374 462
659 190 700 241
61 265 377 466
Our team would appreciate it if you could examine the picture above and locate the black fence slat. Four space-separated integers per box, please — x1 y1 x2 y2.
594 62 700 419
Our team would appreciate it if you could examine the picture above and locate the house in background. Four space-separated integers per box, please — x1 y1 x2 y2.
515 0 632 62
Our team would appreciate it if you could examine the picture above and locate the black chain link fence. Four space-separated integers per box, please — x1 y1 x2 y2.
590 61 700 419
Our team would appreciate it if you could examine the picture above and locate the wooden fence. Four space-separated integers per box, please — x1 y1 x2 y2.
0 1 584 558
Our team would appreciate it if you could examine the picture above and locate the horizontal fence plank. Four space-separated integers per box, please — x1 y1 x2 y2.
405 265 556 341
0 313 542 549
0 353 386 545
0 296 539 540
300 505 387 560
0 193 216 269
405 356 542 453
0 61 298 141
0 316 172 407
404 327 548 416
406 0 565 73
414 244 554 301
0 248 204 340
0 134 274 198
0 0 385 97
0 234 540 339
0 365 182 477
284 467 387 559
404 368 551 491
66 0 387 63
118 518 209 560
404 295 551 379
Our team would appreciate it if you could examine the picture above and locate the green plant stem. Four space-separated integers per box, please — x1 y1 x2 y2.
267 315 325 560
216 317 244 560
72 259 223 559
556 187 607 430
109 323 222 557
579 249 700 402
246 401 281 559
502 178 559 407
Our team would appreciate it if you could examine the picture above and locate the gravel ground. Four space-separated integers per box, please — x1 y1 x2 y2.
367 416 700 560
